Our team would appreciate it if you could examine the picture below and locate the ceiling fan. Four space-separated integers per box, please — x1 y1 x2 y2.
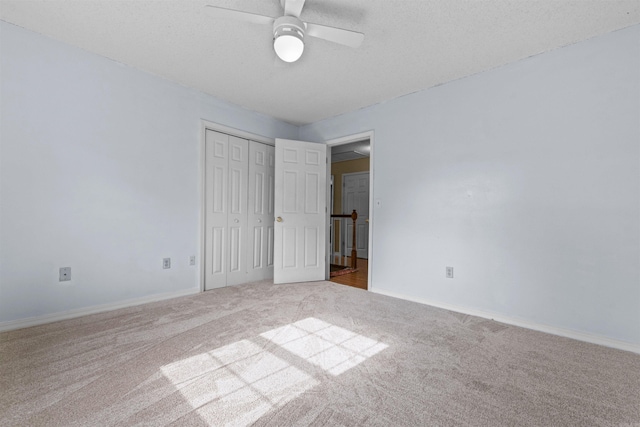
204 0 364 63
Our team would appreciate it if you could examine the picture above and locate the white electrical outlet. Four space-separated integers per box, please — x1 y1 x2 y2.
446 266 454 278
189 256 196 266
59 267 71 282
163 258 171 269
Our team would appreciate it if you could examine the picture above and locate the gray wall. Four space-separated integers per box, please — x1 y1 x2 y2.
0 22 298 322
2 19 638 347
301 25 640 345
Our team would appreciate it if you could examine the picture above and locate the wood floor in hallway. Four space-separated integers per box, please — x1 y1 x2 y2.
330 258 368 290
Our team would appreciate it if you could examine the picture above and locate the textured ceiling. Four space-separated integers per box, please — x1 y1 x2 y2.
1 1 639 125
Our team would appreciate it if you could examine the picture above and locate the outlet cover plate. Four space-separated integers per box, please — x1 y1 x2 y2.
59 267 71 281
446 266 454 278
163 258 171 269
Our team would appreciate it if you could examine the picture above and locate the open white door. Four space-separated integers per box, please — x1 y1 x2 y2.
274 138 327 284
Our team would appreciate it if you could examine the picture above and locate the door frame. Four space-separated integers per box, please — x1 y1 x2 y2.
199 120 275 292
326 130 375 290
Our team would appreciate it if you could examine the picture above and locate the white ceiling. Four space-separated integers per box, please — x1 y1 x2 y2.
331 139 370 163
1 1 639 125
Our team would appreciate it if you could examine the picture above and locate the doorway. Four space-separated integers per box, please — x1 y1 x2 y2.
327 135 372 290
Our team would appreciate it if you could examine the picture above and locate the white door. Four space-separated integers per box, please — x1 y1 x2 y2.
274 138 327 284
204 130 249 290
246 141 275 282
205 130 229 290
343 172 369 259
226 136 249 286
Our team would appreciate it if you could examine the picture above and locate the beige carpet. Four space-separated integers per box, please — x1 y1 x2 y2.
1 280 639 426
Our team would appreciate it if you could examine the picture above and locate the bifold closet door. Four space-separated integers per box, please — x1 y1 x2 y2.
226 136 249 286
204 130 249 290
246 142 275 282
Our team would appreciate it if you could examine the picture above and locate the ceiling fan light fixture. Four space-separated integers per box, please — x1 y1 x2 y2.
273 16 305 62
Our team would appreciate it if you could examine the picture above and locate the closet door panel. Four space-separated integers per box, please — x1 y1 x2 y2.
247 141 275 282
204 130 229 290
206 133 274 289
267 149 275 269
226 136 249 286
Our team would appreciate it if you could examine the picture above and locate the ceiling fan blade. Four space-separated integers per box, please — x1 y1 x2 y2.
305 22 364 48
282 0 306 18
204 5 275 26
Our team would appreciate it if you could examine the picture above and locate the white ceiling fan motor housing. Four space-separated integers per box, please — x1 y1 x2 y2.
273 16 306 62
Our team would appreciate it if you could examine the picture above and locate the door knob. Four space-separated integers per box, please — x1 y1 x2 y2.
234 219 239 223
276 216 283 222
257 219 262 223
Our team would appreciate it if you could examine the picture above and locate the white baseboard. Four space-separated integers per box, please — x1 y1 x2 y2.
371 288 640 355
0 288 200 333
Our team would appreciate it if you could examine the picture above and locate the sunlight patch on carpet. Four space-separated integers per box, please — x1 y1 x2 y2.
260 317 388 376
161 339 318 425
160 318 386 424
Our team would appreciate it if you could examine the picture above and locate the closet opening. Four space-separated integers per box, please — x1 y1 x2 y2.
200 123 275 291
